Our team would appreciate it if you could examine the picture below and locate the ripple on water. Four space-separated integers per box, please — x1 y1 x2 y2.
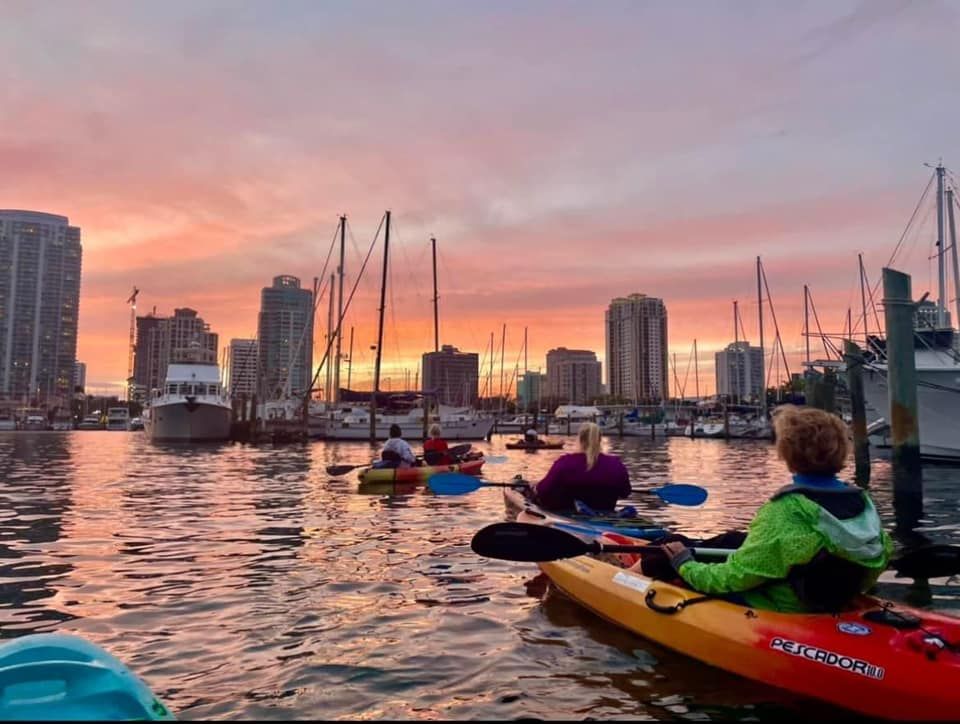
0 432 956 719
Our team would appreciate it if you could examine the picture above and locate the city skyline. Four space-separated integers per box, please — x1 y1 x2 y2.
4 2 960 395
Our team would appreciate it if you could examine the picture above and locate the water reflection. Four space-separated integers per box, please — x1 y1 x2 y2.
0 433 77 634
0 432 956 719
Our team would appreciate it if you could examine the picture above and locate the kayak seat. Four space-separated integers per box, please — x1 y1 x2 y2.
423 450 444 465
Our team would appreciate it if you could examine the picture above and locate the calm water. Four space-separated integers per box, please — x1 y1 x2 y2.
1 432 959 720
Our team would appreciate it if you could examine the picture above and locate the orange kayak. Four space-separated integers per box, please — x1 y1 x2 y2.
517 508 960 720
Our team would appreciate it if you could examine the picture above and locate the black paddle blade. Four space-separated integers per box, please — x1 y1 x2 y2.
448 443 472 458
326 464 360 476
893 544 960 580
470 522 593 562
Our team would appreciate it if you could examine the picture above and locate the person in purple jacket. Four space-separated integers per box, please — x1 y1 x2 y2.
531 422 630 512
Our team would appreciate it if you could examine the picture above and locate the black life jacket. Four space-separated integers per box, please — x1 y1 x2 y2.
770 484 874 613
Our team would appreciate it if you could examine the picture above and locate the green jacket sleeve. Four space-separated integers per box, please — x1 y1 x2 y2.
677 497 823 595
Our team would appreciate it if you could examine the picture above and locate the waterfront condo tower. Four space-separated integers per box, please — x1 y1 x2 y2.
0 210 82 406
605 293 669 403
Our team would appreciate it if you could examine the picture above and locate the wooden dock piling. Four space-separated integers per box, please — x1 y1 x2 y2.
882 268 922 528
843 340 870 486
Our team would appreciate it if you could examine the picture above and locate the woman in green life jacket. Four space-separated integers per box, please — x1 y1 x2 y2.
636 405 892 613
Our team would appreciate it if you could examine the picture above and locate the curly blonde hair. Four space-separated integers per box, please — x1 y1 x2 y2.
773 405 849 476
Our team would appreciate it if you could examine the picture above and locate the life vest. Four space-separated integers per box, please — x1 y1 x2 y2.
770 483 877 613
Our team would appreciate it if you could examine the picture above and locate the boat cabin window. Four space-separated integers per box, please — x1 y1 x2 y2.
207 384 219 395
178 383 190 395
166 384 177 395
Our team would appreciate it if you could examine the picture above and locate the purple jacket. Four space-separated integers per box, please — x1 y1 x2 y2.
534 452 631 512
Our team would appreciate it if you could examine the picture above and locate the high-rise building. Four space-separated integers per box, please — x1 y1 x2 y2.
131 308 218 398
715 341 764 401
605 293 668 403
229 339 258 398
0 210 82 405
517 370 544 411
73 361 86 393
422 345 479 406
545 348 602 404
258 275 314 399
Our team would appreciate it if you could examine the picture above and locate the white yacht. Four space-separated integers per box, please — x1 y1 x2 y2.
106 407 131 431
321 403 494 440
0 410 15 431
145 363 231 442
547 405 603 435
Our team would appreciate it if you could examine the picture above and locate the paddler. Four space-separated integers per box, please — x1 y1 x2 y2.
378 424 417 468
423 423 452 465
636 405 893 613
529 422 630 512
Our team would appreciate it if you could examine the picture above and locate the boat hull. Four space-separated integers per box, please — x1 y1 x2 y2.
863 363 960 460
145 401 231 442
323 417 494 441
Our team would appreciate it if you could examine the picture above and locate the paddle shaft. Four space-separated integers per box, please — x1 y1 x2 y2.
594 542 731 558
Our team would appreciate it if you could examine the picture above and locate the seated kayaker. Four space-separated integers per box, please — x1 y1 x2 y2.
531 422 630 512
524 428 539 445
378 424 417 468
423 424 452 465
635 405 893 613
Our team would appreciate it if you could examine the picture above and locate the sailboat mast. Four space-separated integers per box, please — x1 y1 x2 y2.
488 331 494 411
948 187 960 331
733 300 740 405
937 164 947 327
346 325 354 392
326 273 335 401
334 215 346 403
858 253 869 346
371 210 390 441
431 236 439 352
499 324 506 412
803 286 809 364
757 256 767 417
693 339 700 400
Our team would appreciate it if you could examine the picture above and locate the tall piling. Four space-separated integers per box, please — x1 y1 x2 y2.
882 268 922 529
843 340 871 486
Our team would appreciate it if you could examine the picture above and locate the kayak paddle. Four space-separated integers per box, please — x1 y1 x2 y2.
471 522 732 562
472 522 960 581
326 462 372 476
427 472 708 506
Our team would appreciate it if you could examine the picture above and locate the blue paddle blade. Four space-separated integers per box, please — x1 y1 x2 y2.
553 520 667 541
650 483 708 506
428 472 483 495
0 633 174 720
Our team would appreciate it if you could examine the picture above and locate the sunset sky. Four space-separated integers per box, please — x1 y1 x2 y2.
5 0 960 397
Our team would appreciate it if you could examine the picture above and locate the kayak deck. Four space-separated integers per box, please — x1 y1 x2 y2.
503 487 667 540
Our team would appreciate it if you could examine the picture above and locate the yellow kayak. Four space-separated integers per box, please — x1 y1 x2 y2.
357 457 484 484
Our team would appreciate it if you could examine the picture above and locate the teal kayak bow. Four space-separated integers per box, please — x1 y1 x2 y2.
0 633 174 721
